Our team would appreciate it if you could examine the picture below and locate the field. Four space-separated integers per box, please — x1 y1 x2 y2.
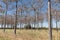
0 29 60 40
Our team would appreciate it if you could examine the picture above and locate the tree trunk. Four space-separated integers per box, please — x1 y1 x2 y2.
14 0 17 34
20 10 22 29
55 11 58 32
11 24 13 29
20 23 21 29
41 21 43 28
48 0 52 40
34 21 35 28
1 19 3 29
56 20 58 32
4 7 7 32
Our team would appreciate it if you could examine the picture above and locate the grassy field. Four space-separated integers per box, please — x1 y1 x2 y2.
0 29 60 40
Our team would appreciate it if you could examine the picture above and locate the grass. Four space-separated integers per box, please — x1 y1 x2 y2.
0 29 59 40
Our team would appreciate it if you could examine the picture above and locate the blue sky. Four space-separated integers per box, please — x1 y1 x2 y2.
0 0 48 15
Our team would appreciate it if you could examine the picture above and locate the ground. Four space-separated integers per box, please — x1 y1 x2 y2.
0 29 59 40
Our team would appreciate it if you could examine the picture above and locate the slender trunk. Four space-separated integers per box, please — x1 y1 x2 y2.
7 24 9 28
38 22 39 27
41 21 43 28
11 16 12 29
20 10 22 29
1 19 3 28
56 21 58 32
4 15 6 32
36 13 37 27
34 21 35 28
48 0 52 40
34 8 36 28
1 23 3 28
55 11 58 32
14 0 17 34
38 21 39 28
4 6 7 32
10 24 12 29
20 23 21 29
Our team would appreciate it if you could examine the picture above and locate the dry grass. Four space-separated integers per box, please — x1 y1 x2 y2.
0 29 59 40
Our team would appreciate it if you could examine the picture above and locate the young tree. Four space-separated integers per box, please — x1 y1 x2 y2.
14 0 18 34
30 0 44 28
9 0 17 34
38 13 44 28
0 4 5 28
2 0 9 32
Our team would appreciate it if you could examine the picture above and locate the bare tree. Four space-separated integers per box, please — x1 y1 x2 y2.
9 0 17 34
14 0 18 34
2 0 9 32
38 13 44 28
0 4 5 28
48 0 52 40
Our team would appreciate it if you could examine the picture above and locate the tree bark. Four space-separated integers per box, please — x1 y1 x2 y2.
48 0 52 40
55 11 58 32
1 20 3 28
56 21 58 32
41 21 43 28
14 0 17 34
4 6 7 32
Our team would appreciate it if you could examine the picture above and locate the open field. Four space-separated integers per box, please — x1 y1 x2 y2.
0 29 60 40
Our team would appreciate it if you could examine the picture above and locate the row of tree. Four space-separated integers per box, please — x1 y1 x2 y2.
0 0 60 40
